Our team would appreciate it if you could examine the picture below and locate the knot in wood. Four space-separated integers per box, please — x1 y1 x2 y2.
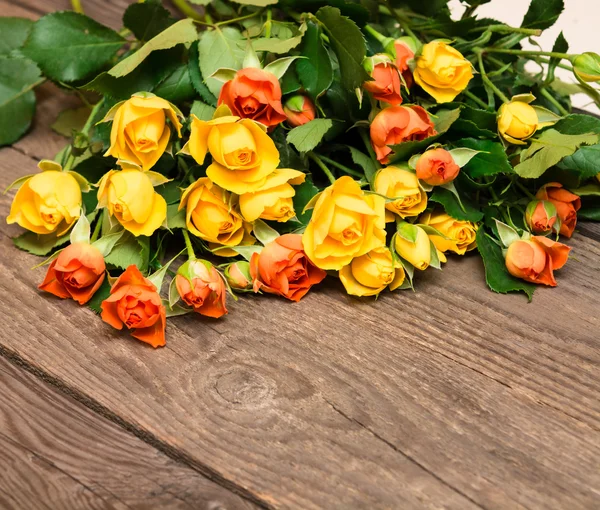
214 368 274 407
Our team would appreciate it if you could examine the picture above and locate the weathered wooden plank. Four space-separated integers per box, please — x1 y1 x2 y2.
0 357 258 510
2 145 600 509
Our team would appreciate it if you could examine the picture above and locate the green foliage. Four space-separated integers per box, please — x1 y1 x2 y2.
153 63 195 103
458 139 513 178
199 26 244 97
51 106 90 138
87 278 112 314
521 0 564 31
560 144 600 180
22 12 124 82
297 21 333 100
0 56 41 146
348 146 377 184
292 176 320 225
190 100 216 121
476 228 535 299
188 41 218 107
104 232 150 273
287 119 333 153
0 17 33 55
430 187 484 222
13 230 69 256
123 0 175 42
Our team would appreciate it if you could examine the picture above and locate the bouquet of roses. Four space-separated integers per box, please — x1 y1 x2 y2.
2 0 599 347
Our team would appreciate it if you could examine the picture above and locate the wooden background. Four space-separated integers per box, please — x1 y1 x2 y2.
1 1 599 508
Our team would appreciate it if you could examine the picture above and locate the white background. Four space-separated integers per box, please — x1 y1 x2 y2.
449 0 600 113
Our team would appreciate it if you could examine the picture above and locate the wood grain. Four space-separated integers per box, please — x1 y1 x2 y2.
0 356 257 509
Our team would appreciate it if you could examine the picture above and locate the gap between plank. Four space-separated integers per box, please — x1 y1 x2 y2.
0 343 273 510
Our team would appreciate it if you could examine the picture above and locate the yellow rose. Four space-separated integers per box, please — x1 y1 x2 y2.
497 100 538 145
97 169 166 236
180 177 252 250
239 169 305 222
420 212 477 255
394 223 431 270
373 166 427 221
339 247 405 296
105 93 183 171
302 176 386 270
7 170 81 235
183 115 279 194
414 41 473 103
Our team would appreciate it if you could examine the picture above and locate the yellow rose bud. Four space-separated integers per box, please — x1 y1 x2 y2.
373 166 427 221
339 247 404 296
394 223 431 270
7 170 81 235
419 212 478 255
572 52 600 83
183 115 279 194
179 177 251 249
105 93 183 171
497 101 538 145
413 41 473 103
302 176 386 270
239 169 305 222
97 169 166 236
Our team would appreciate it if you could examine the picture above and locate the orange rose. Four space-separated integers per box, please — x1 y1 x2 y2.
415 148 460 186
363 59 403 106
536 182 581 238
370 105 436 164
394 40 415 88
175 260 227 318
218 68 286 128
505 236 570 287
39 243 105 305
250 234 326 302
283 94 316 127
525 200 559 235
101 265 166 348
224 261 253 290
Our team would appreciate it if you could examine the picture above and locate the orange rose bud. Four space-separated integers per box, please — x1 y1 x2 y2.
250 234 326 302
370 105 436 164
525 200 559 235
415 148 460 186
224 261 253 291
39 243 105 305
175 259 227 318
363 55 403 106
392 38 416 74
505 236 570 287
218 67 286 128
101 265 166 348
535 182 581 238
283 94 316 127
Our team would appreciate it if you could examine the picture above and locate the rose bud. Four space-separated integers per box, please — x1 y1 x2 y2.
536 182 581 238
370 105 436 164
363 54 403 106
283 95 316 127
394 223 431 271
525 200 560 235
572 52 600 83
498 101 538 145
415 148 460 186
387 37 416 88
218 68 286 128
250 234 326 302
224 261 253 291
339 247 405 297
176 259 227 318
39 243 106 305
373 166 427 220
101 265 166 348
505 236 570 287
419 212 477 255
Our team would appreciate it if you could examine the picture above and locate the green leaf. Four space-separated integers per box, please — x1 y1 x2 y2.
514 129 598 179
155 181 182 205
521 0 564 30
447 148 481 168
108 19 197 78
166 204 187 229
199 26 244 97
494 219 521 248
92 231 124 257
70 214 91 244
560 144 600 180
104 232 150 273
287 119 333 153
190 100 216 121
188 41 218 106
0 18 33 55
264 56 302 80
253 219 280 245
297 21 333 100
579 205 600 221
315 7 370 91
87 278 112 314
51 106 90 137
0 56 41 146
292 176 319 225
22 12 124 82
476 228 535 299
348 146 377 184
72 155 115 184
547 32 568 83
153 63 195 103
231 0 277 5
457 138 513 178
253 23 306 54
388 108 460 163
570 182 600 197
123 0 175 42
13 230 69 256
430 187 483 222
554 114 600 135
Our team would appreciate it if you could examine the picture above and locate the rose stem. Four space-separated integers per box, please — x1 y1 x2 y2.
463 90 489 109
182 230 196 260
484 48 573 60
476 51 510 104
318 155 365 179
539 87 569 116
307 152 336 185
90 215 103 243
